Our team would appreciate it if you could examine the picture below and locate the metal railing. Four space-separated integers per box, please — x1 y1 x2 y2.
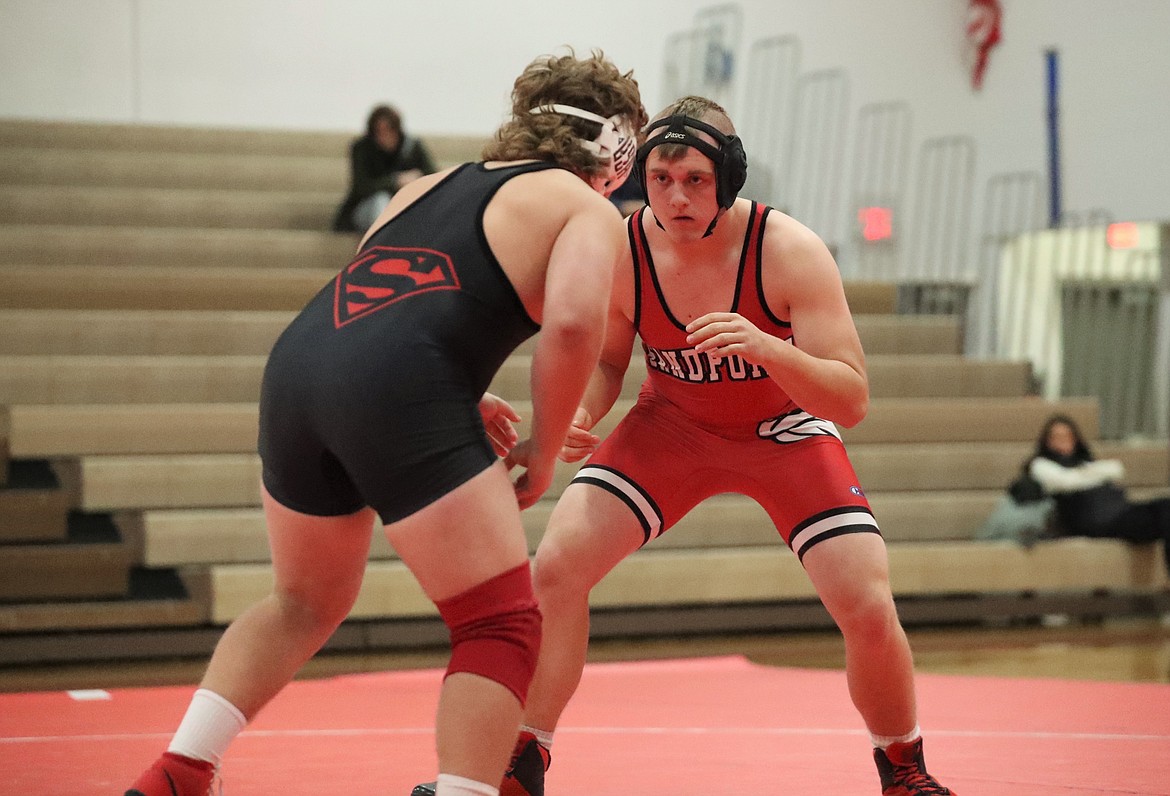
660 4 743 112
967 171 1046 359
983 221 1164 439
848 101 912 280
737 35 801 211
783 68 850 251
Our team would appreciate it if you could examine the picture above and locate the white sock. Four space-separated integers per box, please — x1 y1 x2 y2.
167 688 248 767
520 724 554 750
435 773 498 796
870 724 921 749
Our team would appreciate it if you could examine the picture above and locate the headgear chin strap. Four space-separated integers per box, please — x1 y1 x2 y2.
529 104 637 197
634 114 749 236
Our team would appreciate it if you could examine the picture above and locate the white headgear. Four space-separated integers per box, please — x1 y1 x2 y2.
529 103 637 197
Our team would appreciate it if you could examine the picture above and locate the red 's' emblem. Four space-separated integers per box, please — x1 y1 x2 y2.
333 246 459 327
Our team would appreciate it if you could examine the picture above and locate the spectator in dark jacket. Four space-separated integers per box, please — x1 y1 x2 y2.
1026 413 1170 573
332 104 437 233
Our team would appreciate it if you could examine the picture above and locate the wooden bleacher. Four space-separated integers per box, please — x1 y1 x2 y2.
0 118 1166 667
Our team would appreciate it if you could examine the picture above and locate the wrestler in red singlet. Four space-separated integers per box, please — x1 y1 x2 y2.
573 202 879 559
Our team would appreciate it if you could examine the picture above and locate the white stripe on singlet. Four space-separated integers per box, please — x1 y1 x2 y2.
572 464 663 542
789 508 880 561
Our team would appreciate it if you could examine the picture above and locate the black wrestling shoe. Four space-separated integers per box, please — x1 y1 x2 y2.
873 738 955 795
410 731 550 796
500 732 548 796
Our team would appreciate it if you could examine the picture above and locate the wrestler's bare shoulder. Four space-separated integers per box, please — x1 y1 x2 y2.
761 207 834 267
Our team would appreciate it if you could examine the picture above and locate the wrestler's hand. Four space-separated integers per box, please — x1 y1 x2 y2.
478 392 521 457
559 407 599 463
504 439 555 510
685 311 779 364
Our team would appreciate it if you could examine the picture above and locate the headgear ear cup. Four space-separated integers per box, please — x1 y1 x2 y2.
608 130 637 192
635 145 651 206
719 134 748 209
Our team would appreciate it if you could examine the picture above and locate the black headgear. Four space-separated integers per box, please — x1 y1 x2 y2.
634 115 748 210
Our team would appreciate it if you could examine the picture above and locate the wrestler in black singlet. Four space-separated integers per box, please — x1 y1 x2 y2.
258 162 556 523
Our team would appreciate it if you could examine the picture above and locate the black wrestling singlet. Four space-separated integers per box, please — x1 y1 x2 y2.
257 162 554 521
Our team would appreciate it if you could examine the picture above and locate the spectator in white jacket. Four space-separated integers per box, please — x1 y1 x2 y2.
1025 414 1169 574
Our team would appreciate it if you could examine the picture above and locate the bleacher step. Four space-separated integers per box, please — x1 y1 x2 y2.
0 355 268 404
133 491 1002 569
132 496 785 568
0 354 1033 406
0 147 347 192
0 567 209 640
0 309 964 356
73 454 262 511
0 459 74 542
0 224 356 269
0 118 486 162
0 512 133 601
0 264 897 314
70 441 1169 512
131 481 1170 571
4 404 259 457
0 309 294 356
491 355 1033 400
2 397 1101 458
208 537 1170 625
864 355 1032 398
0 264 335 311
0 185 337 231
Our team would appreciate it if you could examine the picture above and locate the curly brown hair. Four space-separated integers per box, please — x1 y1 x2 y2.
483 49 647 178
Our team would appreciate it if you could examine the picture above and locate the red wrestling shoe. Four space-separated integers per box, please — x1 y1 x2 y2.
124 752 216 796
873 738 955 795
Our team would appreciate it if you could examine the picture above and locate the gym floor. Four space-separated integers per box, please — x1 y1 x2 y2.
3 615 1168 693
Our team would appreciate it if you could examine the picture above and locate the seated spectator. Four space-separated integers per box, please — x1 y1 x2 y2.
1018 413 1170 573
974 467 1054 547
332 104 437 233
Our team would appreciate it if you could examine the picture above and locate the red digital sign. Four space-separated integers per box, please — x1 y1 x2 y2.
1106 222 1139 250
858 207 893 242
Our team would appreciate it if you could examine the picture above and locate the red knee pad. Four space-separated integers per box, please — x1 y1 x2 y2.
436 561 542 705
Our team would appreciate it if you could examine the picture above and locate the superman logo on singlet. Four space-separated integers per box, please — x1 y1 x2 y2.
333 246 460 328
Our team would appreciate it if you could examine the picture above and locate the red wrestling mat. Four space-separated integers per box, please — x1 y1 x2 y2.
2 655 1168 795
